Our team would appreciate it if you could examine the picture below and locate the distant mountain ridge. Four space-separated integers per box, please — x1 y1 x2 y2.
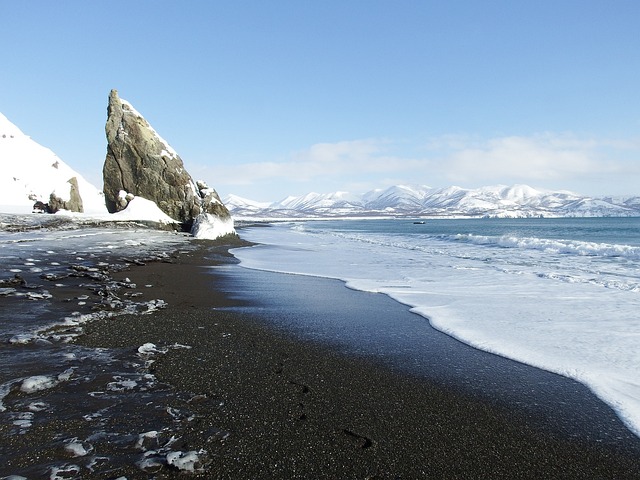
225 184 640 219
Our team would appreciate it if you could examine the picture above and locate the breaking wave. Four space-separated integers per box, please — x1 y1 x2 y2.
449 233 640 259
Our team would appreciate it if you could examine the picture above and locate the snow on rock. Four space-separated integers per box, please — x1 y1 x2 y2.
109 196 178 224
190 213 236 240
120 99 179 159
0 112 106 215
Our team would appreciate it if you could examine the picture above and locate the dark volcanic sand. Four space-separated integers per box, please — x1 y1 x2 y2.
3 240 636 479
70 242 640 479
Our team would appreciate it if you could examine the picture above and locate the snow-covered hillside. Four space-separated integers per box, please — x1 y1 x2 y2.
225 184 640 219
0 112 106 214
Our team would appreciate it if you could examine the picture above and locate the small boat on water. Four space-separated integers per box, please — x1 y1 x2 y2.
413 221 425 224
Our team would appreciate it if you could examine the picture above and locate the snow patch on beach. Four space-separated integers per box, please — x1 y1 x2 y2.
138 343 166 355
109 196 178 224
11 411 34 430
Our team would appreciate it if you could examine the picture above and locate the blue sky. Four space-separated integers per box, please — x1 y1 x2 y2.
2 1 639 201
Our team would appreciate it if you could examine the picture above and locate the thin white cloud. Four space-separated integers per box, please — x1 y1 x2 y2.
209 139 423 185
439 134 640 184
442 135 600 183
202 133 640 196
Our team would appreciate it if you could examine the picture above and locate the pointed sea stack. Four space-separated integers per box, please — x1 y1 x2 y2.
102 89 233 235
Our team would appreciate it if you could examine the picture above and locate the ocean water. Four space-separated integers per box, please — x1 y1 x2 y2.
231 217 640 437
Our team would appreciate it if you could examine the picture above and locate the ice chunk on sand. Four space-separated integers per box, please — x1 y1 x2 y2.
166 450 209 472
137 343 167 355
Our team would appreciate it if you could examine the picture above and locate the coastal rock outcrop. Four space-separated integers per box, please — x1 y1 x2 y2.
103 90 233 236
47 177 84 213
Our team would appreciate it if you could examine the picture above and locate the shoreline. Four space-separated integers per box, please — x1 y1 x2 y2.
3 236 639 478
77 240 640 478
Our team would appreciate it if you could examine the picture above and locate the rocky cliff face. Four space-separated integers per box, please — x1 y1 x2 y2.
102 90 232 230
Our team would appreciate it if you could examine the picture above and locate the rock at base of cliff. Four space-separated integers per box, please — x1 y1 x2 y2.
190 213 236 240
48 177 84 213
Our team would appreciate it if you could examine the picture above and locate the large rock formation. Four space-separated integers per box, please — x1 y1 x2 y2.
103 89 233 235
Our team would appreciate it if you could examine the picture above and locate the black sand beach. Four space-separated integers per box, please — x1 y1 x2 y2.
3 239 640 479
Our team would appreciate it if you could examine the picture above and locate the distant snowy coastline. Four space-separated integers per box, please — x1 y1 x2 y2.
225 184 640 220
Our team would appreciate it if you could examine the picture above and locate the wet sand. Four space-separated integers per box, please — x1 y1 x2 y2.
68 241 640 479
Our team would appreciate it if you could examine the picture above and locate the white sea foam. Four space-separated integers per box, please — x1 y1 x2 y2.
232 220 640 438
19 368 75 394
107 376 139 392
20 375 59 393
9 333 37 344
49 464 81 480
27 401 48 412
64 438 94 457
453 232 640 259
12 411 34 429
0 379 20 411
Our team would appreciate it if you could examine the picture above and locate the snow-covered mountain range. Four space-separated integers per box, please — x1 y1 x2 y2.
225 184 640 219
